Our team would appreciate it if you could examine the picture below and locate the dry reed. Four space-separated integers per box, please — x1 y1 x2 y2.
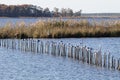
0 20 120 38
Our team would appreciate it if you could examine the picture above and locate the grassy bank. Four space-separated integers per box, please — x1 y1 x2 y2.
0 20 120 38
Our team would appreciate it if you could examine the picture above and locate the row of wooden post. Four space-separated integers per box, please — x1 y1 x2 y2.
0 39 120 71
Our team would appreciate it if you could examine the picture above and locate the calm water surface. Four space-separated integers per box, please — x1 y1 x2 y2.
0 38 120 80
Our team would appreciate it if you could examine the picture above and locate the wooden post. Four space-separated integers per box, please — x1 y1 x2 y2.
93 49 102 67
45 41 47 53
35 40 37 53
117 58 120 70
103 53 107 67
79 47 82 61
56 43 58 56
47 42 50 54
76 46 80 60
53 43 55 56
54 43 57 56
70 46 73 58
89 49 94 65
94 52 98 66
18 39 20 50
78 46 81 61
33 40 35 52
68 44 71 58
1 39 2 47
45 41 49 54
64 44 66 57
30 39 32 52
81 47 84 62
41 41 44 54
113 59 116 69
108 53 111 69
30 40 32 52
75 46 80 60
61 43 63 56
96 50 102 67
82 47 86 63
111 56 114 69
61 44 66 57
23 39 25 51
57 43 61 56
51 42 53 55
74 46 78 60
31 40 33 52
12 39 13 49
27 39 29 51
25 39 27 52
36 40 39 53
71 46 74 59
86 48 89 64
74 47 77 59
51 42 55 55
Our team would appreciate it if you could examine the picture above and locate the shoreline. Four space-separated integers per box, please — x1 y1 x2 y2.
0 16 120 19
0 36 120 39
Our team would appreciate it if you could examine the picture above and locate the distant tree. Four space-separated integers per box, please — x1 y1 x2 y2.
74 9 82 16
54 7 59 13
53 7 59 17
44 7 50 12
66 8 73 17
0 4 83 17
44 7 52 17
0 4 8 16
61 8 67 17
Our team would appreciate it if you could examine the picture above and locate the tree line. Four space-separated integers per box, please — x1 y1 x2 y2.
0 4 82 17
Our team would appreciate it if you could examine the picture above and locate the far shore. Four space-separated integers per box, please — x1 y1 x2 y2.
0 16 120 19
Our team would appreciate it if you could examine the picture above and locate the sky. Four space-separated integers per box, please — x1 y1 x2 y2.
0 0 120 13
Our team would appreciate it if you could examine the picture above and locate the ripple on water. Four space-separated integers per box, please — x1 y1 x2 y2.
0 45 120 80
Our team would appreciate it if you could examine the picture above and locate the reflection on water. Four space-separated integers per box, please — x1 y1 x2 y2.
0 38 120 80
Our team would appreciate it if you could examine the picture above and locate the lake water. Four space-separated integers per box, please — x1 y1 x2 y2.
39 38 120 58
0 17 120 26
0 18 120 79
0 38 120 80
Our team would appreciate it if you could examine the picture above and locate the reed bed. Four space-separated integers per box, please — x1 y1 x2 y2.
0 20 120 38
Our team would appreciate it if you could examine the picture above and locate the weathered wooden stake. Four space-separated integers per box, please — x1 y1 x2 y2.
111 56 114 69
108 53 111 69
103 53 107 67
117 58 120 70
68 45 71 58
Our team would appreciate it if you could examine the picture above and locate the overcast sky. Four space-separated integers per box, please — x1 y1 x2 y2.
0 0 119 13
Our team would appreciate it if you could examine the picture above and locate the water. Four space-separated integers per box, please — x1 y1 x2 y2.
0 38 120 80
39 38 120 58
0 17 120 26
